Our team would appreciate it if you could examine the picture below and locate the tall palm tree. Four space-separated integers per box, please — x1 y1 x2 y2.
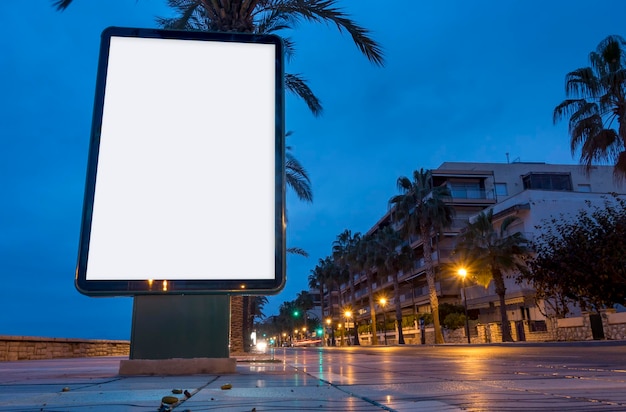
332 229 361 345
55 0 384 116
554 35 626 179
309 261 325 318
454 210 529 342
55 0 382 354
356 235 378 345
389 169 454 344
369 226 415 344
316 255 341 345
295 290 314 330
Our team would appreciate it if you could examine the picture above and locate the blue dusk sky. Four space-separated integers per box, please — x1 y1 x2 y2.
1 1 625 340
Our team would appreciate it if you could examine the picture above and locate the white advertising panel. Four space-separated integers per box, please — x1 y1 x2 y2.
76 27 285 295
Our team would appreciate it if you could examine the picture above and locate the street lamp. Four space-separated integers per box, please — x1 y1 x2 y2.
344 311 352 346
457 268 471 344
326 318 334 346
379 298 388 345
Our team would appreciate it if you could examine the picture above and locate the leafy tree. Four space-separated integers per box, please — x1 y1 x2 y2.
521 194 626 312
454 210 529 342
554 35 626 179
389 169 454 344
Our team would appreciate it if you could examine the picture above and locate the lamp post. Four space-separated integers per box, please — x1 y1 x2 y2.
326 318 334 346
458 268 471 344
344 311 352 346
379 298 388 345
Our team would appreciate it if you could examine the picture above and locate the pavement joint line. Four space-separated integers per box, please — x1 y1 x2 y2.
169 375 220 410
476 373 626 409
292 364 398 412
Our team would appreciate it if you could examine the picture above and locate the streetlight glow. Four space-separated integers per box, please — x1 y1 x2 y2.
379 297 388 345
457 267 471 344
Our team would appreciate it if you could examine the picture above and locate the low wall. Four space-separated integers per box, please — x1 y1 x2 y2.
0 336 130 361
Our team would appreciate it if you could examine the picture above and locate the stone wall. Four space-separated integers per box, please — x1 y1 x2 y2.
0 336 130 361
556 315 592 341
603 310 626 340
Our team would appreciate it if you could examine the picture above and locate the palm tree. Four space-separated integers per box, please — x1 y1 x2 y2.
454 210 529 342
355 235 378 345
369 226 415 344
332 229 361 345
389 169 454 344
311 256 341 345
55 0 382 354
554 35 626 179
295 290 315 330
55 0 384 116
309 262 325 317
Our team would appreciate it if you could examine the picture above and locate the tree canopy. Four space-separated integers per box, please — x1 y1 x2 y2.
520 194 626 314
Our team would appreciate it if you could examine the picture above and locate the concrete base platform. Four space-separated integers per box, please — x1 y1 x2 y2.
119 357 236 375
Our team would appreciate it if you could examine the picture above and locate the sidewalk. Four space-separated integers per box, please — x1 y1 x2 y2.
0 355 386 412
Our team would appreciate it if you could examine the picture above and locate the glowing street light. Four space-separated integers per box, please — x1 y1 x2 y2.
379 298 388 345
326 318 334 347
457 268 471 344
344 311 352 346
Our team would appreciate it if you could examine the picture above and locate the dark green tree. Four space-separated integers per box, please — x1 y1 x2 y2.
554 35 626 179
521 195 626 312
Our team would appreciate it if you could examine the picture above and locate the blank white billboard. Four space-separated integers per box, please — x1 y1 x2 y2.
76 27 285 295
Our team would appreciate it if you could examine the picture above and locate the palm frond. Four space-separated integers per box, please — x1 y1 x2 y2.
271 0 384 66
286 152 313 202
285 73 322 116
287 246 309 257
52 0 73 11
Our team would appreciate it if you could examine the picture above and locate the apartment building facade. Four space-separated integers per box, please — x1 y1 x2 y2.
320 162 624 344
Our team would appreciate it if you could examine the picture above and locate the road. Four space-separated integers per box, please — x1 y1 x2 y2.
273 342 626 411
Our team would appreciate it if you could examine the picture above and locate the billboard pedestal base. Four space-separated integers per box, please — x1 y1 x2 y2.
119 357 236 375
128 295 230 365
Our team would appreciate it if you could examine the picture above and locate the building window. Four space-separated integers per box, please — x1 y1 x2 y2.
495 183 508 196
577 184 591 192
522 173 572 191
448 182 483 199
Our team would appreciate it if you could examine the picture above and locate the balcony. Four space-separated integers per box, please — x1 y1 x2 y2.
447 188 496 205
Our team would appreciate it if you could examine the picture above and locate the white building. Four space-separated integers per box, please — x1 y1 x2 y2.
331 162 625 343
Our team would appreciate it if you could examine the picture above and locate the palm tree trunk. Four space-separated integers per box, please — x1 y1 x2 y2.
367 273 378 345
422 225 444 344
349 272 360 345
230 295 244 353
493 269 513 342
392 273 405 344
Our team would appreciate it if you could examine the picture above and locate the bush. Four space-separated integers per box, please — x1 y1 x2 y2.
443 312 467 330
438 303 465 322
